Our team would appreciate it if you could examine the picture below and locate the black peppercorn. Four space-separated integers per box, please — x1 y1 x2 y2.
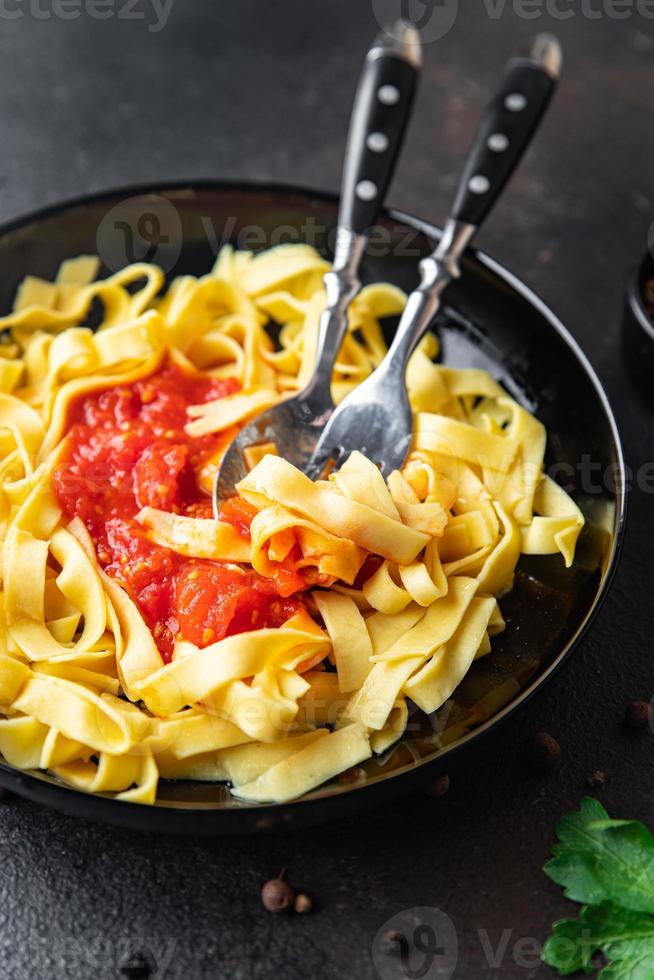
587 769 606 788
424 774 450 798
525 732 561 770
261 870 295 913
624 700 652 731
120 952 151 979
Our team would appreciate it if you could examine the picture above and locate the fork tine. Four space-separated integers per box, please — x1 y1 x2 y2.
303 446 339 482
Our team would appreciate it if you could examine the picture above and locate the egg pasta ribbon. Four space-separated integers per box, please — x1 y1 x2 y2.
0 244 585 805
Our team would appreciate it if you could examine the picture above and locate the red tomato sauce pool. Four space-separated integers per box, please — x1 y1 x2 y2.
53 360 306 661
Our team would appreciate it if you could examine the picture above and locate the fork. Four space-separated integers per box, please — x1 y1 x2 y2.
214 20 421 508
303 33 562 481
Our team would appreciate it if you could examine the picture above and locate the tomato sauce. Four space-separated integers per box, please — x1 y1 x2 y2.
53 360 306 661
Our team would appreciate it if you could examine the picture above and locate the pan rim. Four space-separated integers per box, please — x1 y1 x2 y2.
0 178 627 831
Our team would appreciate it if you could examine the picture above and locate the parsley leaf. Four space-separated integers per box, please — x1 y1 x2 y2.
544 798 654 915
542 799 654 978
543 902 654 979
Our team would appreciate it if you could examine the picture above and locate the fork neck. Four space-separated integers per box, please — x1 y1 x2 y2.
381 217 476 379
300 225 367 411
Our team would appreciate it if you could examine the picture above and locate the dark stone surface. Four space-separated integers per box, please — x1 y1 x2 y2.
0 3 653 978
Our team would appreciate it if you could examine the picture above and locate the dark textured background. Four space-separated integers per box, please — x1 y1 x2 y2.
0 3 653 978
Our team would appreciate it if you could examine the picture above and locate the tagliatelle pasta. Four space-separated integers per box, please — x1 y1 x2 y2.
0 244 585 805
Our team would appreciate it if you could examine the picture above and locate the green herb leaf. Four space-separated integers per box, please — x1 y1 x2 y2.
543 902 654 979
544 798 654 915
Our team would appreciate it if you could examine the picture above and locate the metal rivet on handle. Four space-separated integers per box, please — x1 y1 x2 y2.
356 180 378 201
377 84 400 105
505 92 527 112
468 175 490 194
487 132 509 152
367 131 389 153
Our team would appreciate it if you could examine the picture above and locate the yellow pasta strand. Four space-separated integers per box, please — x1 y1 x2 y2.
0 244 585 805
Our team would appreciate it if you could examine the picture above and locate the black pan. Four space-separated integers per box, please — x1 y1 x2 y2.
0 181 626 834
622 245 654 404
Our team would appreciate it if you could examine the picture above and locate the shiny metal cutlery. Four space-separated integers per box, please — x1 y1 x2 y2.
304 33 562 480
214 20 420 508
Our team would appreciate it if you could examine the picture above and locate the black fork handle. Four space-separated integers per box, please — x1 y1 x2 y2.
338 25 420 235
451 34 561 228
